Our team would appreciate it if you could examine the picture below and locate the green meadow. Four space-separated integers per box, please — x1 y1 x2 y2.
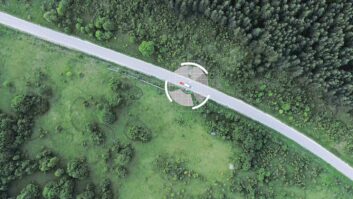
1 23 353 198
0 26 236 198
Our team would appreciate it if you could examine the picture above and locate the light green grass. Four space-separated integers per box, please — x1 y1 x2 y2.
2 0 351 169
1 13 353 197
0 25 235 198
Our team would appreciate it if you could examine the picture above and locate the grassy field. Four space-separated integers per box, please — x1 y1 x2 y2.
0 25 237 198
1 7 353 198
2 0 352 170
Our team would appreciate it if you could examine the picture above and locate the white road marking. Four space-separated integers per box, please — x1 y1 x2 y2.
164 81 173 102
1 12 353 181
192 95 210 110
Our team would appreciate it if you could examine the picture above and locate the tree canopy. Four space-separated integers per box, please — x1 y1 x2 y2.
138 41 155 57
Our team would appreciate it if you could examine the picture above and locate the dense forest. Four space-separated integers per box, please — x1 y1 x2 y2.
37 0 353 112
1 0 353 198
169 0 353 110
28 0 353 160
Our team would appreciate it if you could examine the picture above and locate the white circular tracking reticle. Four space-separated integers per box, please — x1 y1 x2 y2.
165 62 210 110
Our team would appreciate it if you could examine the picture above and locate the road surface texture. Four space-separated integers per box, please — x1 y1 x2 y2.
1 12 353 181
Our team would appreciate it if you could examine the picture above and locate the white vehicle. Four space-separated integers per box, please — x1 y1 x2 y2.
179 81 191 88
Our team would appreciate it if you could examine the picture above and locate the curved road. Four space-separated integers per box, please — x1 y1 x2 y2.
1 12 353 181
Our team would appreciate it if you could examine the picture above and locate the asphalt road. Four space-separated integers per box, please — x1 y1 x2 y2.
1 12 353 181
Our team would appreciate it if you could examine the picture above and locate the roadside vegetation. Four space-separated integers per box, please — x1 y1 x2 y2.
1 0 352 168
1 23 353 198
1 0 353 198
0 26 234 198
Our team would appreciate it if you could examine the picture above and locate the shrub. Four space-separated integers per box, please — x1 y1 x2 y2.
11 94 50 117
127 123 152 142
66 159 89 179
16 184 40 199
43 10 58 23
138 41 155 57
37 150 60 172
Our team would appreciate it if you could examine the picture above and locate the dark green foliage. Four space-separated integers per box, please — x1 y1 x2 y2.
100 107 116 124
16 183 40 199
37 0 353 122
168 0 353 112
56 0 71 16
94 16 105 29
198 185 228 199
93 16 115 31
108 141 134 178
15 117 34 145
11 93 49 117
163 185 193 199
138 41 155 57
113 166 128 178
108 77 132 105
54 168 65 177
0 67 52 196
66 159 89 179
95 30 104 41
43 0 352 163
127 122 152 142
231 172 259 197
102 20 115 31
0 109 44 196
0 112 16 151
42 177 74 199
202 103 327 197
43 10 58 23
98 179 114 199
109 77 131 93
154 155 199 182
76 183 96 199
108 76 142 105
42 0 115 41
2 0 353 198
87 122 105 145
36 149 60 172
